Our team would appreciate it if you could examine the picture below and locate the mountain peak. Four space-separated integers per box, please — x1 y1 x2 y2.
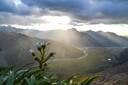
87 30 94 32
67 28 78 32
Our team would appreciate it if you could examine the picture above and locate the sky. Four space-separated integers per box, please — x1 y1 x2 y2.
0 0 128 36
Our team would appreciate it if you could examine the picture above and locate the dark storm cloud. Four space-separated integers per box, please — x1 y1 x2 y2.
0 0 30 15
21 0 86 13
0 0 128 24
0 0 14 12
20 0 128 24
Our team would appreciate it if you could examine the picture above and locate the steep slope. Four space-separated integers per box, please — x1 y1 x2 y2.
99 31 128 46
0 32 83 66
37 29 128 47
93 62 128 85
85 30 121 47
39 28 102 47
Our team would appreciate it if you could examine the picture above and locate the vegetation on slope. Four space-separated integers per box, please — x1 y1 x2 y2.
0 42 97 85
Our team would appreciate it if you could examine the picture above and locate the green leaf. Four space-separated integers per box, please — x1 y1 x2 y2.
6 71 15 85
25 75 37 85
81 76 98 85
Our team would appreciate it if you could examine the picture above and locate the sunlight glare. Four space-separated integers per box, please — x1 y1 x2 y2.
41 16 71 24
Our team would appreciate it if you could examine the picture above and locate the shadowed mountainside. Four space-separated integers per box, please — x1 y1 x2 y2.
0 32 83 66
0 26 128 47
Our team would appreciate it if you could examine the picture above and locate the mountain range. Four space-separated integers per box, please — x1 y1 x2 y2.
0 26 128 84
0 26 128 47
0 26 128 71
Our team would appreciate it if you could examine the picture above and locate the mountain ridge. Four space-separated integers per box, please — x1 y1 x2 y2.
0 26 128 47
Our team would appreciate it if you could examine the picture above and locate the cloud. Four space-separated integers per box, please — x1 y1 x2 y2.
21 0 128 24
0 0 31 15
0 12 48 25
22 0 86 13
0 0 128 25
0 0 14 13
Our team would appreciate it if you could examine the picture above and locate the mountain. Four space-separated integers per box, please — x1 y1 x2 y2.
1 26 128 84
1 26 128 82
1 26 128 47
0 31 83 67
0 27 126 73
93 61 128 85
21 28 128 47
0 31 119 74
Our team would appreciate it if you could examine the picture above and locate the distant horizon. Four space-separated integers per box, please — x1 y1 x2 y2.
1 24 128 36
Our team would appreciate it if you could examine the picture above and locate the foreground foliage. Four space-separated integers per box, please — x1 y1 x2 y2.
0 42 97 85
